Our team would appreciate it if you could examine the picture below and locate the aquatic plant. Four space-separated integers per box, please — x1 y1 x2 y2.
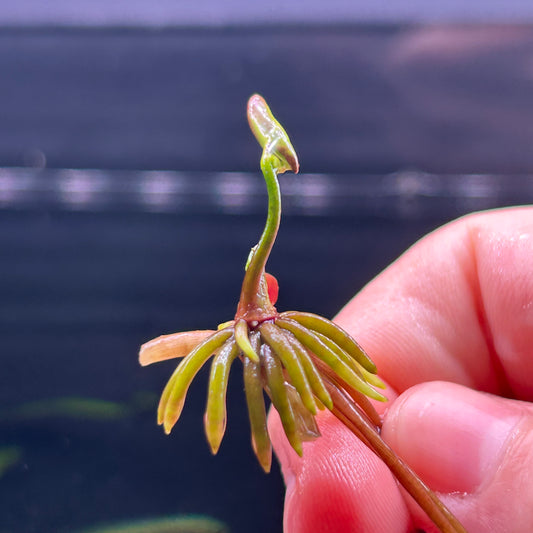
0 446 21 478
78 514 228 533
0 394 157 423
140 95 466 533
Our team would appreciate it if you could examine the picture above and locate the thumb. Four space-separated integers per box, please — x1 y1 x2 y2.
382 381 533 533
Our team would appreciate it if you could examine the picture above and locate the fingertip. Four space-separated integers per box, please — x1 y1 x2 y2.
382 381 521 494
383 381 533 532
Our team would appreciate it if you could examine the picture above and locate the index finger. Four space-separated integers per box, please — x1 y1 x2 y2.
335 206 533 400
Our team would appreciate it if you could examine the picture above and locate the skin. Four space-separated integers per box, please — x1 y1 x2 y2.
269 206 533 533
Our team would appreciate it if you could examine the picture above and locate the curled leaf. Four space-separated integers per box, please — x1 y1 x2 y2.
139 330 215 366
234 319 260 363
262 344 302 456
204 339 239 454
243 332 272 472
282 330 333 410
281 311 377 373
158 329 233 433
247 94 299 174
276 318 387 402
285 382 321 442
259 321 317 415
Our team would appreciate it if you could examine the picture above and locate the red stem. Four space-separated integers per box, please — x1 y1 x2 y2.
326 383 468 533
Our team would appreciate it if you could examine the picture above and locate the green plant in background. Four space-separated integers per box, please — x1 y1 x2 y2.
77 514 229 533
140 95 466 533
0 446 21 478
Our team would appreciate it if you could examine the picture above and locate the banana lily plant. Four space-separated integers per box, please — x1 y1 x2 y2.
139 95 466 533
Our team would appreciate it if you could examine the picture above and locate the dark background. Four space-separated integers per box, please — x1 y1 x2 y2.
1 7 533 533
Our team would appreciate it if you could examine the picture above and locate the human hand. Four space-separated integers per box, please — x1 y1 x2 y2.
269 206 533 532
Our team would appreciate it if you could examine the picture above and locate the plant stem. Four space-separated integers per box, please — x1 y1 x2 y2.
236 95 298 322
327 384 467 533
237 156 281 317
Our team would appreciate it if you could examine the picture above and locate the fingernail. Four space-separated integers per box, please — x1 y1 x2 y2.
383 382 520 493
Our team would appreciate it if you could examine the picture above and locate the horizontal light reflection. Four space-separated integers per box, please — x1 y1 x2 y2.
0 167 526 218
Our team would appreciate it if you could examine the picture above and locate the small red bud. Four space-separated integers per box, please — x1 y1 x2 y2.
264 273 279 305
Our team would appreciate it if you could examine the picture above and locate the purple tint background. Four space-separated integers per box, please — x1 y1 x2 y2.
1 1 533 25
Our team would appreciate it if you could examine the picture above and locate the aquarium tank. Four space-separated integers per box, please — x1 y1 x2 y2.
1 2 533 533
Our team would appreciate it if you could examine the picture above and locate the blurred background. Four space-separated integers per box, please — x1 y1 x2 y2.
1 3 533 533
